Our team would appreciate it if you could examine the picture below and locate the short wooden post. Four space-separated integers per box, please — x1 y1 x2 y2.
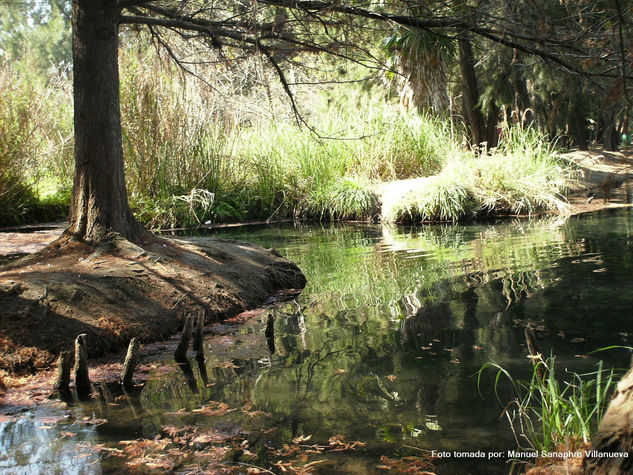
73 333 91 395
175 315 194 363
193 313 204 357
265 313 275 354
193 313 209 385
121 338 140 389
53 350 72 392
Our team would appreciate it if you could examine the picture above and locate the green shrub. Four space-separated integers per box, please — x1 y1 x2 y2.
321 175 379 220
385 173 476 222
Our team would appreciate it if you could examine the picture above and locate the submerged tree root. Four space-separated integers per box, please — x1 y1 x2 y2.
0 234 305 377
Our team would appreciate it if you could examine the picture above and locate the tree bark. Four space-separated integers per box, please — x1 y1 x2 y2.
457 34 486 149
569 112 588 150
603 109 620 152
69 0 147 243
583 364 633 473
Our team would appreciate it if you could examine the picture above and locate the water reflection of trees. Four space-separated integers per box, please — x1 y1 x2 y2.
0 407 100 473
166 217 593 453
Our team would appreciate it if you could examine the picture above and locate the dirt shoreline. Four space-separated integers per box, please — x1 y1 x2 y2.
0 234 305 382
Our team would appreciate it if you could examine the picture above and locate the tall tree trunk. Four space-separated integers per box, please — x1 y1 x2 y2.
485 102 500 149
69 0 147 243
566 79 588 150
457 34 486 148
568 103 588 150
603 109 619 152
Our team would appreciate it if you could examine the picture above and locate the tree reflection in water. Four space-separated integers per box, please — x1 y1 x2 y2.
0 406 100 473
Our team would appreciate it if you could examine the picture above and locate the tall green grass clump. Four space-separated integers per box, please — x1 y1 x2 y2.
322 175 379 220
478 355 616 453
473 125 574 215
119 48 239 228
384 124 576 222
0 67 37 224
116 49 455 228
234 95 453 221
117 45 575 228
0 61 73 225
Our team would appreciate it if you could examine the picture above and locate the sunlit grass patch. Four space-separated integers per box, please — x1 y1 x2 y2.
382 125 576 223
0 63 72 225
384 172 477 222
1 45 579 228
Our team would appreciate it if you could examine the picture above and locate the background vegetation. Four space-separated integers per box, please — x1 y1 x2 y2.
1 0 628 228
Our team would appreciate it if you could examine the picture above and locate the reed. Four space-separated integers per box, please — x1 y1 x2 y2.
478 355 616 453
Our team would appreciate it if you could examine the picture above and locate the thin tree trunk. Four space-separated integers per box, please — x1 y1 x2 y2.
69 0 147 243
485 103 500 149
569 103 588 150
510 53 533 125
457 34 486 148
603 109 619 151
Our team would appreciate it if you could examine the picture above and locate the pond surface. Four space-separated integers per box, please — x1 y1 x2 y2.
2 209 633 474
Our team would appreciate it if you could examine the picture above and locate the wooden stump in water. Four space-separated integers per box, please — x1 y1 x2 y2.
73 333 91 395
192 313 204 357
265 313 275 354
192 313 209 385
53 350 72 392
175 315 194 363
178 359 199 394
583 365 633 474
121 338 140 389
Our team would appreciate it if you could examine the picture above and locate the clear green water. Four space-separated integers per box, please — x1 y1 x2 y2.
2 209 633 474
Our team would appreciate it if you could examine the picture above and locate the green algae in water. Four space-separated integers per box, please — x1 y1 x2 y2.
2 209 633 474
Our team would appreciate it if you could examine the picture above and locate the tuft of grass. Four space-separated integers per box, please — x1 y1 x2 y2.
472 125 575 215
383 124 576 222
323 176 379 220
0 67 38 225
385 173 477 222
133 189 215 230
478 355 616 453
